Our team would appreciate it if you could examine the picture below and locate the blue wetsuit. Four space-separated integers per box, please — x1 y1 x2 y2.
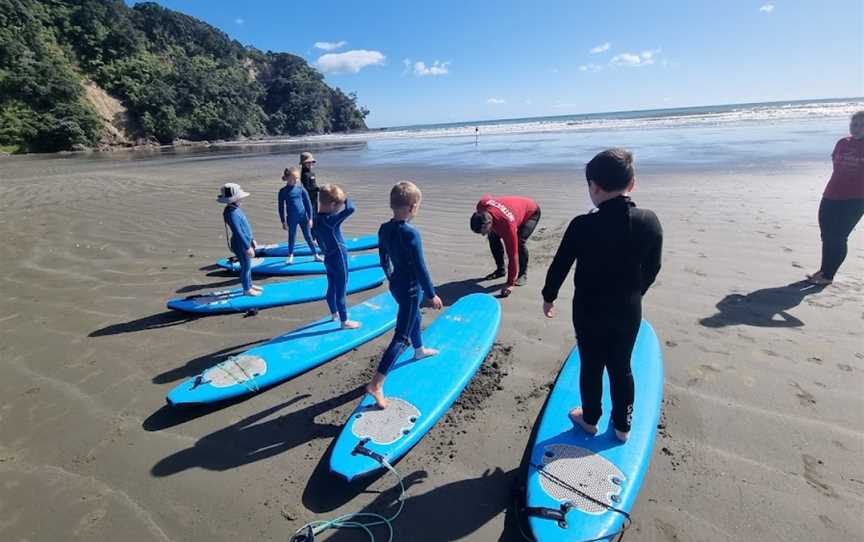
277 184 317 255
376 219 436 375
313 199 355 321
223 204 255 291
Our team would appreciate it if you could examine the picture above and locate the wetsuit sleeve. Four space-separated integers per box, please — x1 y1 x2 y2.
542 218 581 303
277 188 287 224
226 209 253 251
408 228 436 299
501 222 520 286
333 199 356 226
640 212 663 295
301 188 312 220
378 225 392 280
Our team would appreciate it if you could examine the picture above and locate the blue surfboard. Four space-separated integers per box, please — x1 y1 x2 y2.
166 267 386 314
255 234 378 257
525 320 663 542
329 293 501 481
215 253 380 276
166 292 399 406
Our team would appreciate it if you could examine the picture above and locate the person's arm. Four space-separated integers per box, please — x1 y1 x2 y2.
407 228 436 300
227 209 253 251
501 222 520 287
277 188 287 225
333 199 356 226
542 218 581 303
378 225 392 280
301 188 312 221
640 213 663 295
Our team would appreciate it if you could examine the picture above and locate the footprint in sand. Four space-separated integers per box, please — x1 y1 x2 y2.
836 363 854 372
791 381 817 407
802 454 839 499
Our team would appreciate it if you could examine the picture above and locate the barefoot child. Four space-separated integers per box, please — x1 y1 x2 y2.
218 183 263 297
366 181 443 409
313 184 361 329
541 149 662 442
278 167 322 264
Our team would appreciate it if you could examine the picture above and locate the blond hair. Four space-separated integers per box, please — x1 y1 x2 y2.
390 181 422 209
318 183 347 205
283 167 300 184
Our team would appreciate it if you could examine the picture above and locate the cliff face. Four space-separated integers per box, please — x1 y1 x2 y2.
0 0 369 153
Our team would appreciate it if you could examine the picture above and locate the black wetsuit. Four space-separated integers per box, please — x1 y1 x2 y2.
301 167 319 214
542 195 662 432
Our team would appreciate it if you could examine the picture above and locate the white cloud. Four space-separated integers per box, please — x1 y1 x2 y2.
579 63 603 72
759 4 775 12
314 40 347 51
590 42 611 54
413 60 450 76
611 48 660 67
234 18 244 25
316 50 386 74
486 98 506 105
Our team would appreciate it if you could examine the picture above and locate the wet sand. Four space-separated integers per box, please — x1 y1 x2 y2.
0 149 862 541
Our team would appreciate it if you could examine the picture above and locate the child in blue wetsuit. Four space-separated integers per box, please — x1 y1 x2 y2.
313 184 361 329
278 167 322 264
365 181 443 409
218 183 262 296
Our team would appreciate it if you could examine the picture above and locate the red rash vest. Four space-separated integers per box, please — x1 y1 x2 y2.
824 136 864 200
476 195 539 286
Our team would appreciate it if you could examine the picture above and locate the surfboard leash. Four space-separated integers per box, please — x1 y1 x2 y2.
289 443 406 542
522 462 632 542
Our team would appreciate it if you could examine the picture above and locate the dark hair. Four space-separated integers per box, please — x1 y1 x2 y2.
585 148 635 191
470 211 491 233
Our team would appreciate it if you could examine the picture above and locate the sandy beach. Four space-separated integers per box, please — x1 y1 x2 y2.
0 146 861 541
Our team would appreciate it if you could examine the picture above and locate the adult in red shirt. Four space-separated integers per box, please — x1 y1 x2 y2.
470 195 541 297
807 111 864 284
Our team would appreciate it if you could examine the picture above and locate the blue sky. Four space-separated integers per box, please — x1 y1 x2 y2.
137 1 863 128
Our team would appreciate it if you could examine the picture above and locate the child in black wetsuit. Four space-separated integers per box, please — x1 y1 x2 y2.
365 181 443 409
541 148 662 442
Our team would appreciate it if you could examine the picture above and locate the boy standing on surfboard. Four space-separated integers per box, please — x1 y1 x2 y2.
541 149 662 442
218 183 263 297
365 181 443 408
313 184 361 329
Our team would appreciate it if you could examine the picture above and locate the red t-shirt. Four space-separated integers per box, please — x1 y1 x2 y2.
476 195 539 285
823 136 864 200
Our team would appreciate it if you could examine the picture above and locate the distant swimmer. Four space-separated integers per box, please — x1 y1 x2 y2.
470 195 541 297
475 126 479 145
806 110 864 285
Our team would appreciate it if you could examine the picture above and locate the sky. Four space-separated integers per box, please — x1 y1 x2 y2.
134 0 864 128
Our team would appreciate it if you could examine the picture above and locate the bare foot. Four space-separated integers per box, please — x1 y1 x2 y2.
251 284 263 291
285 255 294 265
245 289 262 297
341 320 361 329
413 347 439 360
314 254 324 262
331 313 339 321
365 383 389 409
615 429 630 442
568 407 598 436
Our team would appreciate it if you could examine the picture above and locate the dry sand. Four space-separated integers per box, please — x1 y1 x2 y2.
0 150 861 541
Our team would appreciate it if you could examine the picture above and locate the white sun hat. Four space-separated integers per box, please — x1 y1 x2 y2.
217 183 250 204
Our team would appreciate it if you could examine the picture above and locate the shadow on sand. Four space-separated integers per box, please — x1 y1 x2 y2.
436 277 503 306
150 387 364 477
699 280 828 328
151 339 269 385
89 310 197 337
176 277 240 294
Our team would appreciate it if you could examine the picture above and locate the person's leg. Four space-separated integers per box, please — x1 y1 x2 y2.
298 219 317 254
408 291 437 359
238 252 254 293
336 251 359 327
606 318 640 440
325 259 338 317
821 199 864 280
574 328 606 432
368 292 414 407
516 208 540 283
287 217 298 256
486 231 505 278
